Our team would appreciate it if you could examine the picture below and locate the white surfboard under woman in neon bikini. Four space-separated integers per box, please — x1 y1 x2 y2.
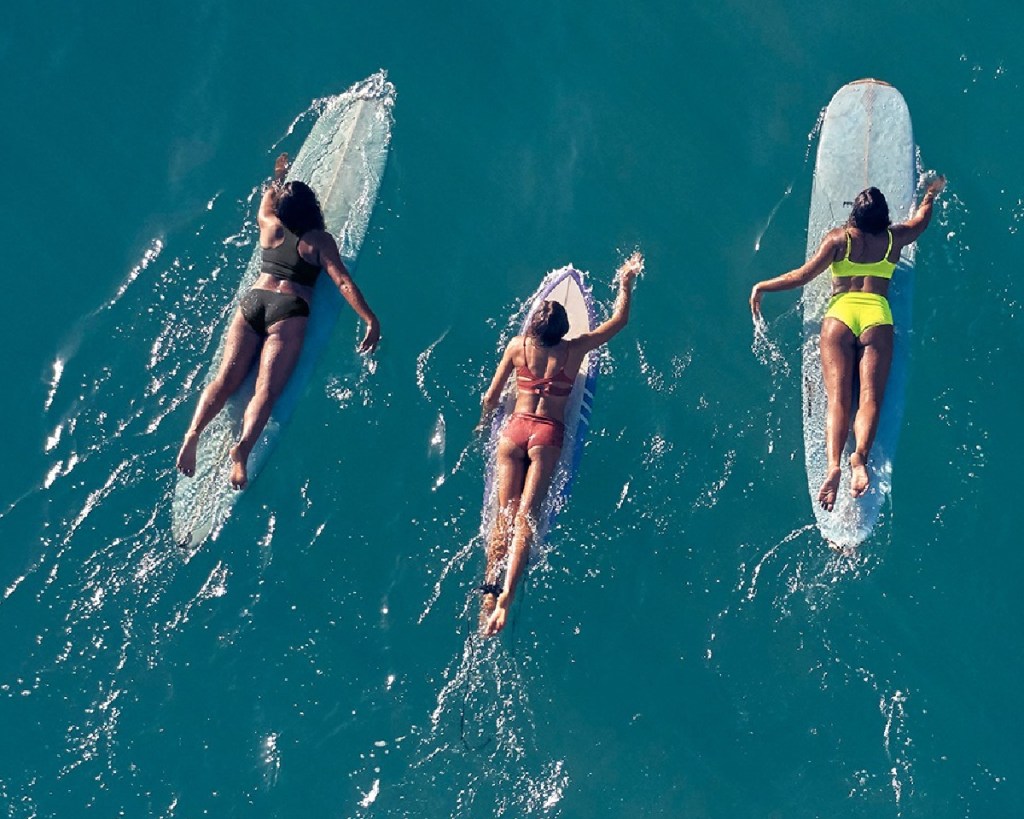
750 176 945 511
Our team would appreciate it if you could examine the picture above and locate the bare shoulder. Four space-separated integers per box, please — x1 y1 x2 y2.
888 221 920 248
303 229 343 265
565 334 589 353
490 336 519 370
824 226 848 247
305 228 338 251
564 335 593 365
796 227 845 275
258 217 286 249
811 227 846 259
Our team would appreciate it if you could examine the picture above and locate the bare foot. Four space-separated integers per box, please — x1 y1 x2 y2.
849 452 869 498
828 540 857 557
176 431 199 477
818 466 841 511
482 593 510 637
478 591 498 633
229 445 248 491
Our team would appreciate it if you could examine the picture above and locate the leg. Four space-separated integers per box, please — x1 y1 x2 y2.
849 324 894 497
479 437 527 630
483 444 561 636
177 310 262 476
818 317 856 511
228 316 307 489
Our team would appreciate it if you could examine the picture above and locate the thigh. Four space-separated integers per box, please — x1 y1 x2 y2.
819 317 857 400
495 436 528 509
857 324 894 398
216 309 263 392
519 445 562 520
255 316 308 398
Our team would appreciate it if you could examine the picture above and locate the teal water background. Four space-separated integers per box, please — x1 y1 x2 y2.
2 2 1021 816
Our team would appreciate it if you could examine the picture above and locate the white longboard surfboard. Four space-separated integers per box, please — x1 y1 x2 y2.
802 79 916 548
172 72 394 549
482 266 599 545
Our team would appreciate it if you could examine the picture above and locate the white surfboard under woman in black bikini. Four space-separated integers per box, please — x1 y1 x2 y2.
477 252 642 637
176 153 380 489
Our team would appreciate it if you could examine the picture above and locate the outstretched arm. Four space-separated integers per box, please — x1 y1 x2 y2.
749 231 840 318
257 153 290 232
571 251 643 353
893 175 945 246
318 236 381 353
477 342 516 431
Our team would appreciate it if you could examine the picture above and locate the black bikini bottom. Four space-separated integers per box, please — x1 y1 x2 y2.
239 288 310 335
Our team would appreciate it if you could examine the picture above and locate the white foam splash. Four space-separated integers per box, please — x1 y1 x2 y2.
44 357 65 412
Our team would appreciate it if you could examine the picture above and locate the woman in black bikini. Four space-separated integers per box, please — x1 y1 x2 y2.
176 153 380 489
478 252 642 636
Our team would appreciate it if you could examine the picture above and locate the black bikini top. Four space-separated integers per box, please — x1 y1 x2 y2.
261 227 321 287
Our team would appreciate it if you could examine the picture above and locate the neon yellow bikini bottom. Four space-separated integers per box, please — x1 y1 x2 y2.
823 291 893 337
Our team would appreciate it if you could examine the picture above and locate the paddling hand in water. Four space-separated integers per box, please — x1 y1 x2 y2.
176 152 381 490
750 177 944 510
480 252 642 637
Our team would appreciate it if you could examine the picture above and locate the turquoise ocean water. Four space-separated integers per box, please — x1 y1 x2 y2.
2 2 1021 816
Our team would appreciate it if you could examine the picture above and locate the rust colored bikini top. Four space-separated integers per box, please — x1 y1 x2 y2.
516 338 574 397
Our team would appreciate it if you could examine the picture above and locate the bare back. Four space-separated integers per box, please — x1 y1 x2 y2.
509 335 590 421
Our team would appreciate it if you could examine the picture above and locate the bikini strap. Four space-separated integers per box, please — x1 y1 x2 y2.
885 228 893 259
844 230 852 260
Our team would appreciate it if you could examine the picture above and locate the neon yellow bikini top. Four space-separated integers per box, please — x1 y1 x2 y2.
830 229 896 279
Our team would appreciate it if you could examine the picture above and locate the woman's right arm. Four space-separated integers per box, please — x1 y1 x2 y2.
482 343 515 410
749 230 841 318
477 342 516 430
257 153 290 234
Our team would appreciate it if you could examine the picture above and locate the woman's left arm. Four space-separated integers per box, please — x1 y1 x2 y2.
892 175 945 246
750 231 840 318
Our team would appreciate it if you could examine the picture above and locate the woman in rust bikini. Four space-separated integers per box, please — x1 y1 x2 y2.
478 252 642 636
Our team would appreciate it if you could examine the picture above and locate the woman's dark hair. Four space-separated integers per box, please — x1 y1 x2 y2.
848 187 891 234
528 301 570 346
275 181 326 235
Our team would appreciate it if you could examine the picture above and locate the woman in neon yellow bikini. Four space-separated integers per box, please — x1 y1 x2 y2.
750 176 945 511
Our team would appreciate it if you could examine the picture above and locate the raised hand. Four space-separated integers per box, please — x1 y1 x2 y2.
617 251 644 283
274 152 290 183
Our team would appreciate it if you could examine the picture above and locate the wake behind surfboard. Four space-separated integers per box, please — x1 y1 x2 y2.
171 72 394 549
801 79 916 549
481 266 598 546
